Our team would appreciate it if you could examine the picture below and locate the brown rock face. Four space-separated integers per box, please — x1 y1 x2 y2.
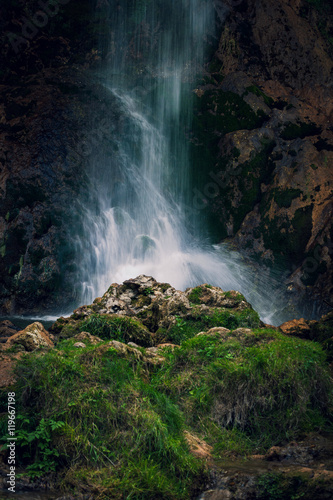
0 320 19 342
184 431 213 460
251 0 332 88
279 318 311 337
191 0 333 318
4 321 54 351
0 352 24 387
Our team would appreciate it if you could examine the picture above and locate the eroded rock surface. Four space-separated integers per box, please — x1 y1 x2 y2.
0 0 332 326
3 321 54 351
191 0 333 318
50 275 259 341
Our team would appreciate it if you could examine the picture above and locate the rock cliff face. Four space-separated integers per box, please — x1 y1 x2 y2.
191 0 333 317
0 0 126 314
0 0 332 316
0 64 127 314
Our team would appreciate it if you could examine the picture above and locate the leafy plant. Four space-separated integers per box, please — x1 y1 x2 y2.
7 340 205 497
15 417 65 477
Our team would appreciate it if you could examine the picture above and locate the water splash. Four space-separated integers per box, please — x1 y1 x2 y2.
77 0 290 325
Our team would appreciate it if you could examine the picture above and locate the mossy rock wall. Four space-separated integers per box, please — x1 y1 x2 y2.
188 0 333 315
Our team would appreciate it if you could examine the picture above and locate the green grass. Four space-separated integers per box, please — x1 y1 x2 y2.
2 341 205 499
306 0 331 12
158 307 261 344
53 313 154 347
80 314 153 346
224 291 245 302
151 329 333 452
306 312 333 362
1 321 332 498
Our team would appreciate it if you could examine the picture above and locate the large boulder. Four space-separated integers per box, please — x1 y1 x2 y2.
50 275 260 344
4 322 54 351
279 318 312 338
96 276 254 332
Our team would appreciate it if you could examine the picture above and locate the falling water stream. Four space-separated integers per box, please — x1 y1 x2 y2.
75 0 290 325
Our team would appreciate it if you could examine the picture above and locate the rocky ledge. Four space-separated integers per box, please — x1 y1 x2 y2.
49 274 261 341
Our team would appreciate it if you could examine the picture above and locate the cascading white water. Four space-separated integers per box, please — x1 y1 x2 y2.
77 0 290 325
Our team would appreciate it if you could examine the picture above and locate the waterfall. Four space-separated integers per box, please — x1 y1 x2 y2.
76 0 290 325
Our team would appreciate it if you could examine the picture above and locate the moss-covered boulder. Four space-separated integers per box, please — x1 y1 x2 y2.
51 312 154 347
50 276 262 346
279 311 333 362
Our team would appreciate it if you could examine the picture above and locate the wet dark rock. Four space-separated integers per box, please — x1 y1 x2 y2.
264 442 320 464
0 66 125 315
191 0 333 318
199 434 333 499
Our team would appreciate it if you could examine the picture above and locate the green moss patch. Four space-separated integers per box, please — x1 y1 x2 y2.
245 85 274 107
268 188 302 208
192 90 268 138
160 308 261 345
256 471 332 500
1 318 332 498
187 286 204 304
260 204 313 263
80 314 153 347
55 313 154 347
281 121 322 140
5 343 204 498
153 329 332 452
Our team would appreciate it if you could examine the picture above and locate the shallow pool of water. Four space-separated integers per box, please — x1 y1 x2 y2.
0 316 58 331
